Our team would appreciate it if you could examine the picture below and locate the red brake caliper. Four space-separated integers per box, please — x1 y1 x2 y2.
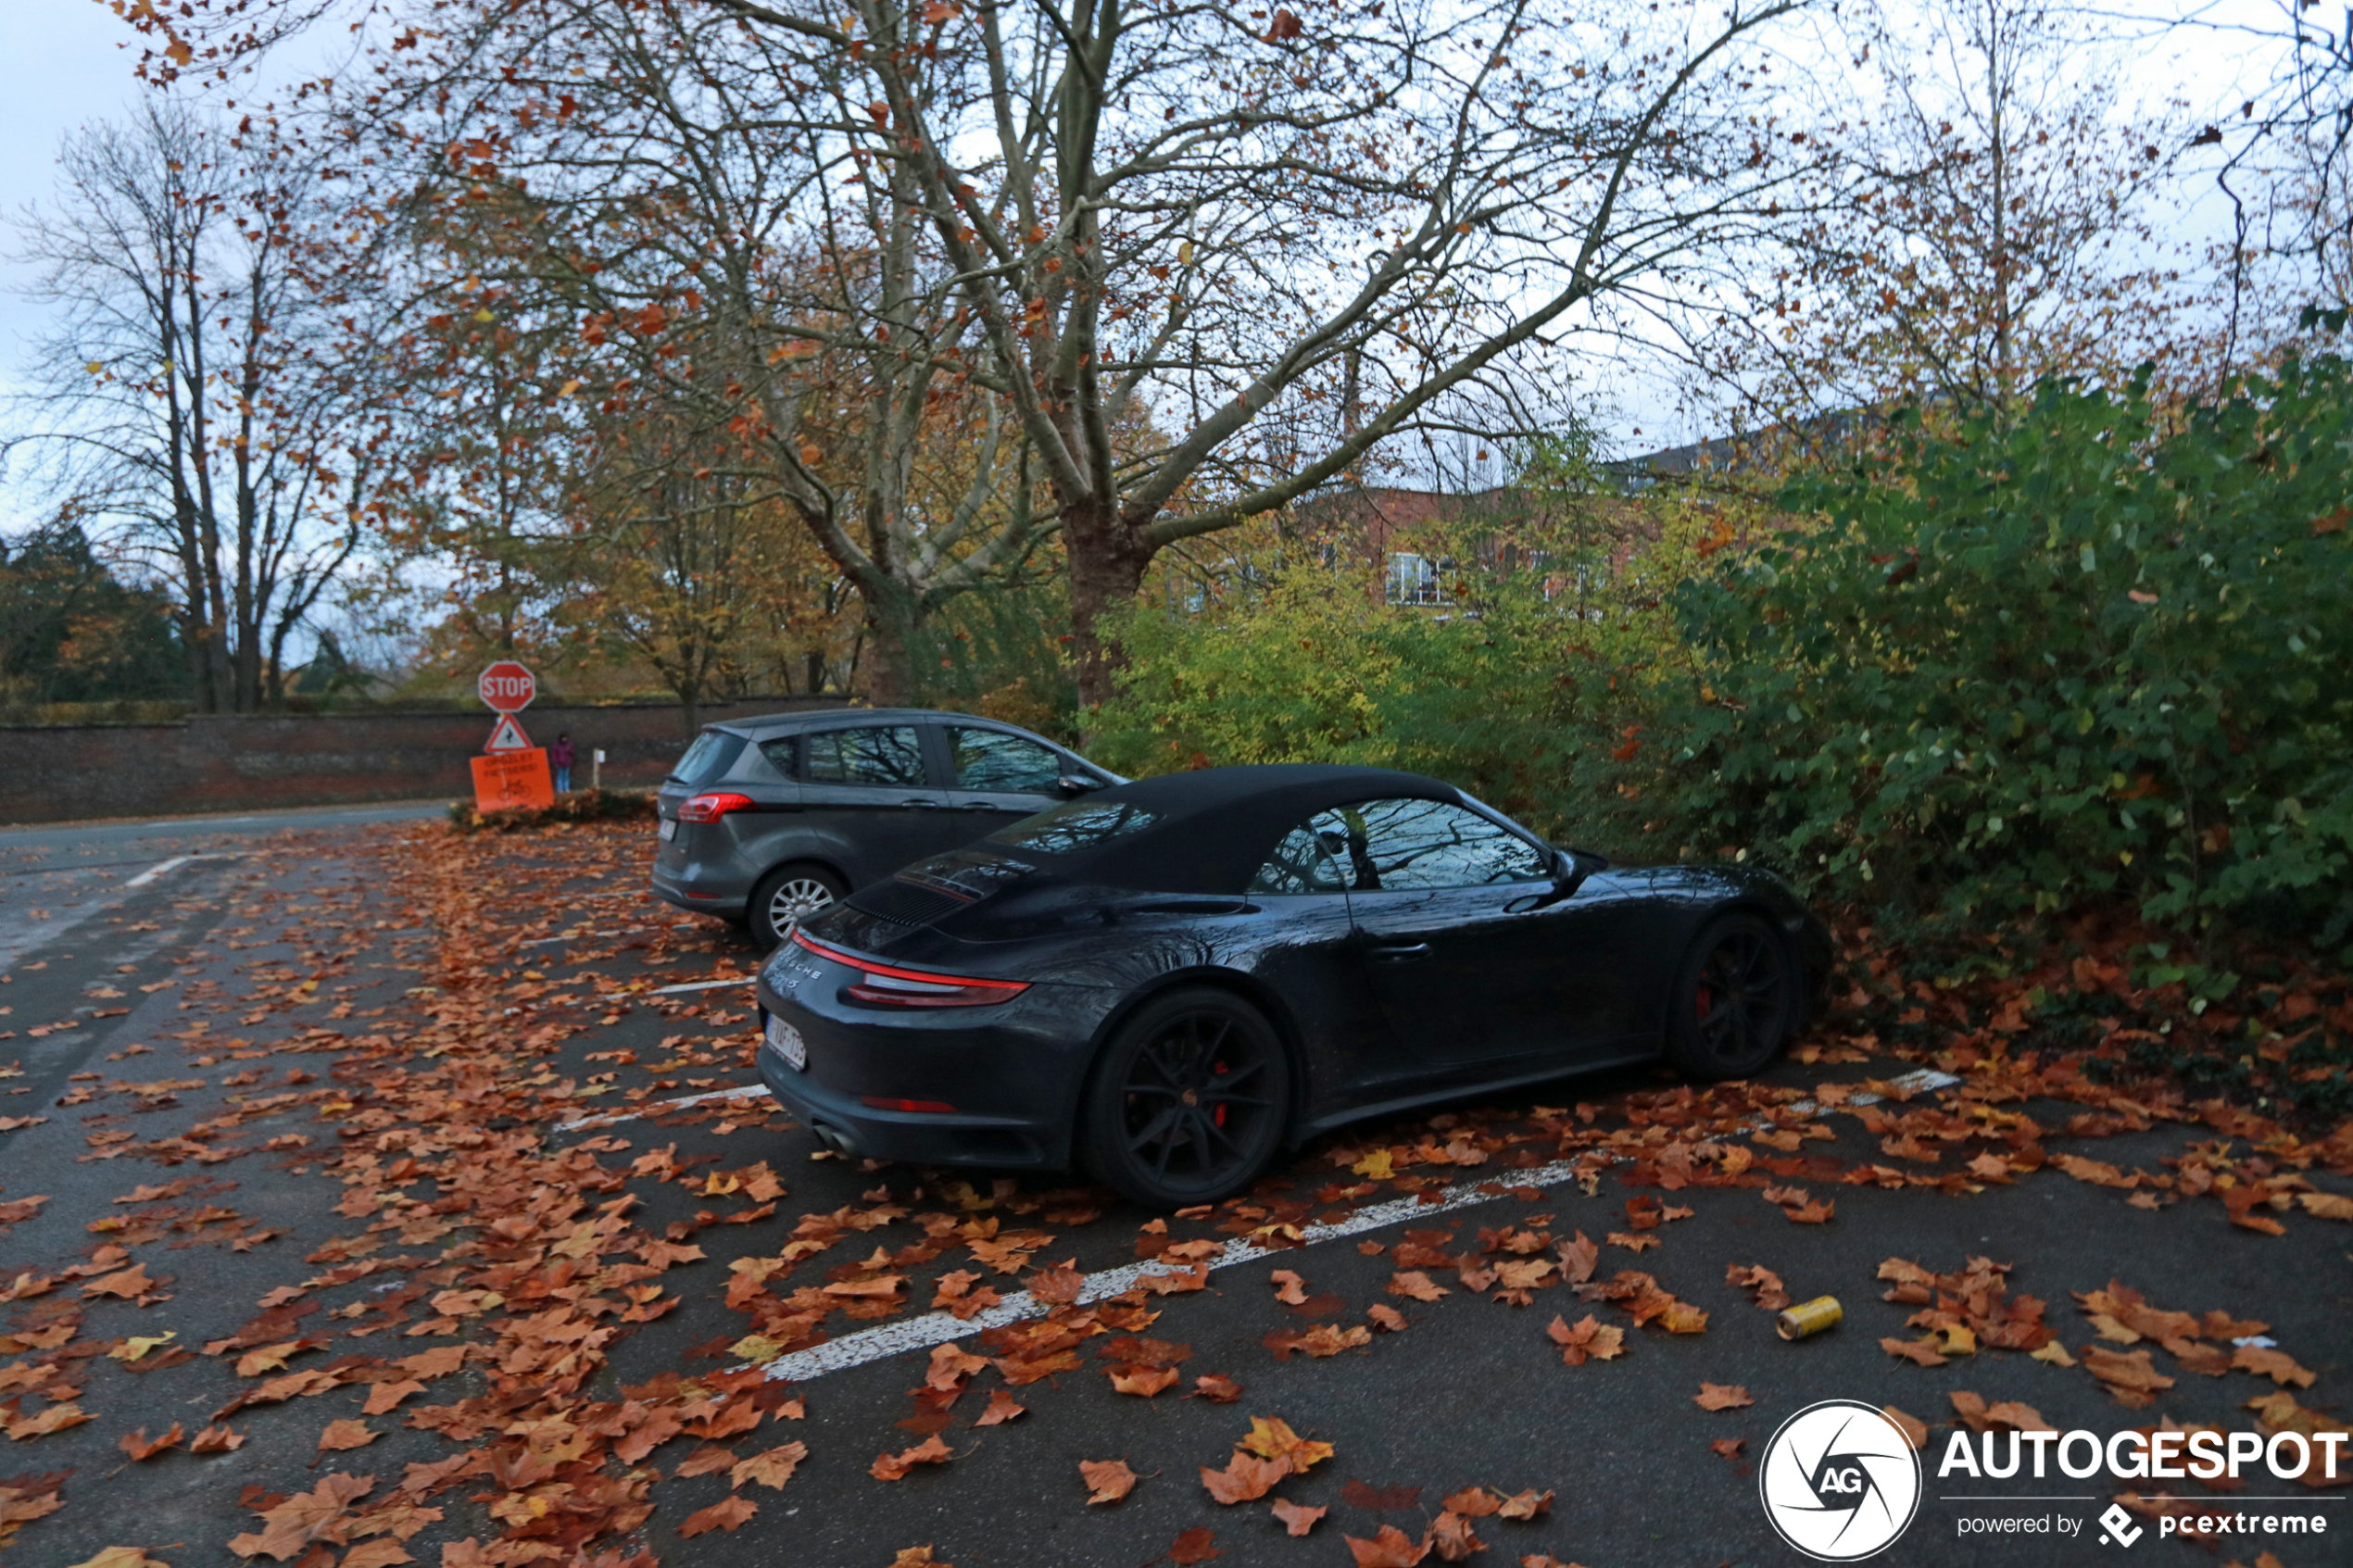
1212 1061 1227 1126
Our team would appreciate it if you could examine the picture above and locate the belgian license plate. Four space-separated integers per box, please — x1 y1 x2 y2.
765 1013 807 1071
658 818 676 841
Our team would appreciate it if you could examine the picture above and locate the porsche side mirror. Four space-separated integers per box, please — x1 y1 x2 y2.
1554 847 1607 897
1057 773 1103 797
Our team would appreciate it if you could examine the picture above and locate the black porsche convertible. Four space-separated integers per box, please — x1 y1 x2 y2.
753 764 1831 1206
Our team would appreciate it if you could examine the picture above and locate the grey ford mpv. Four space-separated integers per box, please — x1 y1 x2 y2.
650 708 1123 949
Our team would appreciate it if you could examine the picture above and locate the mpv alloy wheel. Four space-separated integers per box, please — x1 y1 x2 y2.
1664 912 1795 1079
1082 987 1292 1208
749 863 848 952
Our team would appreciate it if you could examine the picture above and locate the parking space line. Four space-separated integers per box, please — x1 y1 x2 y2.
124 852 238 887
554 1081 771 1133
650 976 755 996
752 1065 1966 1386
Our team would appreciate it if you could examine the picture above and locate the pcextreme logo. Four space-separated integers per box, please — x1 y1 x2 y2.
1759 1400 1924 1561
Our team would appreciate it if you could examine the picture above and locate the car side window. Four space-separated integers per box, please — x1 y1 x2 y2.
802 726 927 786
1249 817 1349 894
948 727 1063 793
756 735 800 778
1329 797 1550 890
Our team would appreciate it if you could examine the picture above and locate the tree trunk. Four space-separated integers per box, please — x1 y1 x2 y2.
1063 497 1157 713
857 588 922 708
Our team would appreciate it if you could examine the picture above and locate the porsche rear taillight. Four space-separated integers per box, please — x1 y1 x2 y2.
675 791 754 823
793 931 1028 1009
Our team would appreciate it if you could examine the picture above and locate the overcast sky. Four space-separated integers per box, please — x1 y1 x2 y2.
0 0 2301 533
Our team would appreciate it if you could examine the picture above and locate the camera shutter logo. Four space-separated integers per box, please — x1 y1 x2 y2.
1758 1400 1922 1561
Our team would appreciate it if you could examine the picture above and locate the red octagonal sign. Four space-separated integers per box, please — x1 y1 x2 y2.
478 660 536 714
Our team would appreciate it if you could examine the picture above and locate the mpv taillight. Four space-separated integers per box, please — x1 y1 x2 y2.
675 792 754 823
793 931 1029 1008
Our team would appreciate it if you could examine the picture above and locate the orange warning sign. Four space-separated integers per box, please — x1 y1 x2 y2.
471 747 555 813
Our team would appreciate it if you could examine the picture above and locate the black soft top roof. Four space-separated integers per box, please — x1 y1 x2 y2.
1016 764 1466 894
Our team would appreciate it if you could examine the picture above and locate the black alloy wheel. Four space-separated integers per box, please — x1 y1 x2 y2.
748 861 848 953
1664 912 1796 1079
1081 987 1292 1208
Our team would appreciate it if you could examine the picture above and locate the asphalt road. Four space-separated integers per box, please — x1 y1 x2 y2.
0 809 2345 1568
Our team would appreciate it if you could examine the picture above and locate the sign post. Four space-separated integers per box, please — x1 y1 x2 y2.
472 660 551 813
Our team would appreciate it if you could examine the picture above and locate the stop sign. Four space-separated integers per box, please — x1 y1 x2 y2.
478 660 536 714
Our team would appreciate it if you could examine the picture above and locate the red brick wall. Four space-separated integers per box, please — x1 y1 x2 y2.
0 698 848 825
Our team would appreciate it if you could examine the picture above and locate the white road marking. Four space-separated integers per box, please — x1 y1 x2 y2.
124 852 237 887
650 976 755 996
554 1081 772 1133
752 1065 1969 1386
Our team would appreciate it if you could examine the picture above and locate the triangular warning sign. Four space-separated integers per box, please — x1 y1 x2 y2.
485 712 533 753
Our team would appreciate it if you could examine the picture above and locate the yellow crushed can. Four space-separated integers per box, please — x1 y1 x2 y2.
1777 1295 1843 1341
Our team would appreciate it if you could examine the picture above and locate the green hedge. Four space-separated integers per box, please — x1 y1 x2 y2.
1665 362 2352 947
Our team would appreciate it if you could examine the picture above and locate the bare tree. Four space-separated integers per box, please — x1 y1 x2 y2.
7 101 369 711
120 0 1833 709
1690 0 2199 433
296 1 1057 703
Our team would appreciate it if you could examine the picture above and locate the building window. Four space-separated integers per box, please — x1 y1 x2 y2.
1385 551 1449 606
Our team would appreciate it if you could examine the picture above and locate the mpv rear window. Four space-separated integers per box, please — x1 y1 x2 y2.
670 731 746 787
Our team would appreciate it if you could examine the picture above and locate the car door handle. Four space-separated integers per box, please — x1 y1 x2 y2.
900 798 939 809
960 801 996 810
1367 942 1431 962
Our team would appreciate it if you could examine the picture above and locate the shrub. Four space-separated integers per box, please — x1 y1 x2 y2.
448 787 658 834
1666 362 2353 947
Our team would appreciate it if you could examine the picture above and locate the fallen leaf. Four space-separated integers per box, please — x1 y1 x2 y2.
110 1333 177 1364
1189 1374 1243 1402
1881 1336 1949 1368
1388 1271 1448 1302
973 1390 1026 1425
1239 1415 1333 1471
1272 1499 1327 1537
2232 1347 2316 1388
314 1420 378 1459
1497 1488 1551 1519
1710 1437 1747 1461
1694 1383 1754 1411
119 1423 183 1461
6 1404 93 1440
673 1445 736 1479
1201 1452 1291 1504
2030 1342 2077 1367
189 1424 245 1452
678 1496 758 1537
1443 1487 1501 1517
1109 1364 1181 1397
1270 1270 1310 1304
1345 1524 1431 1567
871 1435 953 1480
1166 1525 1221 1565
1080 1458 1138 1504
1881 1406 1929 1450
1545 1313 1625 1365
1725 1263 1790 1311
2083 1347 2176 1408
1367 1304 1407 1332
732 1440 808 1490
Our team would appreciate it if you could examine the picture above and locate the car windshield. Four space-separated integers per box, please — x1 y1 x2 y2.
986 799 1161 855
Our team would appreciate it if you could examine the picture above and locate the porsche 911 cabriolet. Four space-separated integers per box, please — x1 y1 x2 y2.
753 764 1830 1206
